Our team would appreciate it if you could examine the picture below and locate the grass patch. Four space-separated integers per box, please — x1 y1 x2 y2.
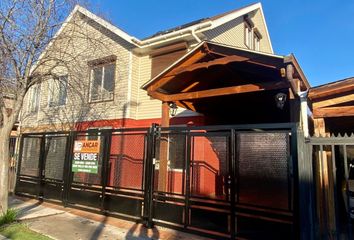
0 209 17 226
0 223 53 240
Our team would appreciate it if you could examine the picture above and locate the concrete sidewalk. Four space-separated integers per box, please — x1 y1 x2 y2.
9 196 210 240
0 234 8 240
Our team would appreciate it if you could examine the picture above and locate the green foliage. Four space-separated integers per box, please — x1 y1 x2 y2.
0 223 53 240
0 208 17 226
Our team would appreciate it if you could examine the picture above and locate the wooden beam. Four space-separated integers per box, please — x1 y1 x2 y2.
313 93 354 108
313 106 354 118
309 81 354 100
314 118 326 136
178 101 196 111
148 49 207 91
172 55 249 75
181 81 200 92
158 102 170 192
148 81 289 102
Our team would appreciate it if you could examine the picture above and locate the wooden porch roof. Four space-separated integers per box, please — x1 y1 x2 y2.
309 77 354 118
142 41 310 113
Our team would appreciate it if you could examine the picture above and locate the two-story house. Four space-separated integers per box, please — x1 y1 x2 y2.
20 3 276 132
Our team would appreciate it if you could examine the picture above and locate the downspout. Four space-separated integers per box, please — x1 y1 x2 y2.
191 27 202 43
299 91 309 138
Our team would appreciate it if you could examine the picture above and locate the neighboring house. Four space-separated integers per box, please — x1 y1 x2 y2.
20 2 275 131
309 77 354 135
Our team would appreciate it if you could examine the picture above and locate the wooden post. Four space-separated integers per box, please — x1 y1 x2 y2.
314 118 336 238
158 102 169 192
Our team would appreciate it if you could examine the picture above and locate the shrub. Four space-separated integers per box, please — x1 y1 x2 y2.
0 209 17 226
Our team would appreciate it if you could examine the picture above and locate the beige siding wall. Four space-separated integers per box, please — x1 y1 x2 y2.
135 55 161 119
203 9 272 53
21 14 134 130
250 9 272 53
129 53 140 119
204 17 246 48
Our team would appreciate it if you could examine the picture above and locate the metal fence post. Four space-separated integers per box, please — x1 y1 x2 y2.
184 130 191 229
143 123 158 228
14 134 25 194
230 129 236 239
101 129 112 212
38 134 46 200
297 130 315 240
63 131 75 207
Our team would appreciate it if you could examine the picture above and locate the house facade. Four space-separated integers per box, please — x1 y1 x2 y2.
20 3 274 131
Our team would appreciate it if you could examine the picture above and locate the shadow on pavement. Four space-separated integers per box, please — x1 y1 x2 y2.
89 215 108 240
125 223 160 240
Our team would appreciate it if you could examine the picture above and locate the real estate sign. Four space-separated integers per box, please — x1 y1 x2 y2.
72 140 100 174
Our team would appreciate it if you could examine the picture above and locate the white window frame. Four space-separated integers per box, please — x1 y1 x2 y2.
89 63 116 102
48 75 68 107
254 33 260 51
28 84 40 113
244 22 253 49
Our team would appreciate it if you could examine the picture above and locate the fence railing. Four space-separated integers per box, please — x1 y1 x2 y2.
305 134 354 240
15 123 301 239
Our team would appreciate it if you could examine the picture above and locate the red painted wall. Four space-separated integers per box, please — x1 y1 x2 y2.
73 116 227 199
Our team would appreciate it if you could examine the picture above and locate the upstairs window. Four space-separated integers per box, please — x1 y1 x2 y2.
28 84 40 113
253 29 262 51
244 22 253 49
254 33 260 51
244 17 262 51
48 75 68 107
89 63 115 102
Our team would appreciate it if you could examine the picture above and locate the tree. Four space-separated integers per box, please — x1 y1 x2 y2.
0 0 114 213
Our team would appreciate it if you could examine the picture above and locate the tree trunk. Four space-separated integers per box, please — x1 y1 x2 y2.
0 124 13 214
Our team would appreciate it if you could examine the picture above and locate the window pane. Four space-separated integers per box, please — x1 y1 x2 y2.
58 75 68 105
30 85 40 112
103 64 115 100
91 67 103 101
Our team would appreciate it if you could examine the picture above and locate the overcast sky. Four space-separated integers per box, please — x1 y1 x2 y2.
87 0 354 87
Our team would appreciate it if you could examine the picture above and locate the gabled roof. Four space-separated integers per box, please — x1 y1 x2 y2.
143 2 260 39
142 41 285 90
52 3 270 50
309 77 354 100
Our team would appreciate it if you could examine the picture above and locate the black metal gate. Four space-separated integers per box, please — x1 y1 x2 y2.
143 124 297 239
16 123 298 239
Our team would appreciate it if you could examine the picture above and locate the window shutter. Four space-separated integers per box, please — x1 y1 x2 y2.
151 43 187 78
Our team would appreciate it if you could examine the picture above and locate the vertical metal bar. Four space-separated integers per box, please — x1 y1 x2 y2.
142 130 151 221
101 129 112 212
148 124 158 228
331 145 339 240
184 130 191 229
319 144 328 237
62 132 73 206
343 145 348 179
308 141 316 240
230 129 236 239
291 126 300 239
38 134 46 199
64 132 76 206
343 145 352 240
14 135 25 194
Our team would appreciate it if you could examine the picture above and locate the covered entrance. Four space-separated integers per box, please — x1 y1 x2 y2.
141 41 311 238
142 41 310 126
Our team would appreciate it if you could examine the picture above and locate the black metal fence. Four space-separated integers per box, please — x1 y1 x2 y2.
307 135 354 240
16 123 299 239
9 137 17 192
